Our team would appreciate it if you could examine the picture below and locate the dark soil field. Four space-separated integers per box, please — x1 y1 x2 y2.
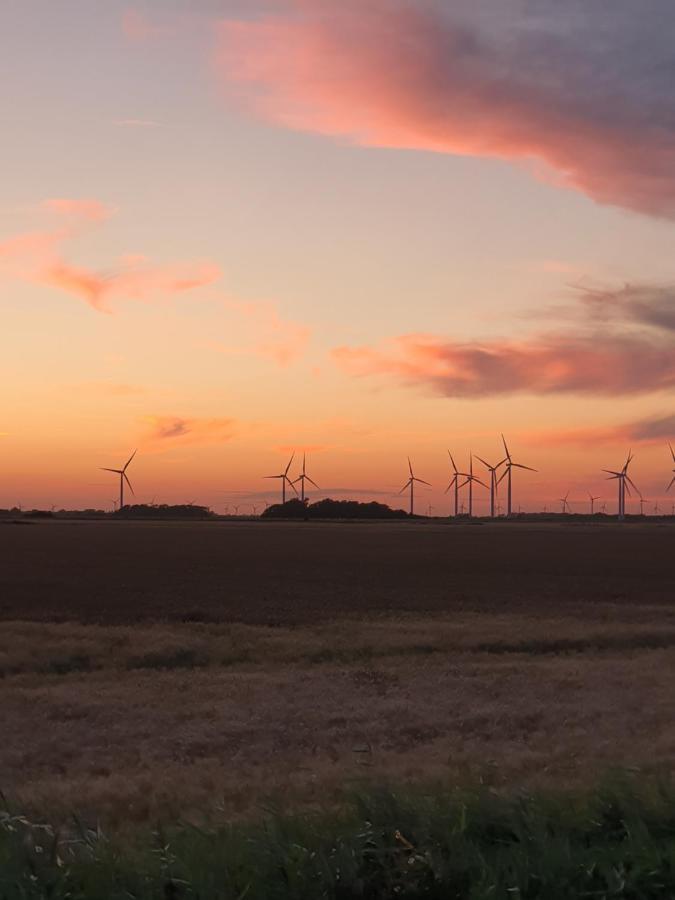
1 519 673 624
2 519 675 827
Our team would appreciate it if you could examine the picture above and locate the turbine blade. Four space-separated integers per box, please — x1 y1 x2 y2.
513 464 537 472
284 452 295 476
286 476 299 495
415 478 431 487
398 480 411 495
448 451 458 473
305 477 320 490
496 470 508 485
264 475 282 480
123 472 135 496
100 468 122 474
667 476 675 492
474 455 490 469
670 442 675 462
501 434 510 459
123 449 137 471
473 478 489 489
408 457 413 476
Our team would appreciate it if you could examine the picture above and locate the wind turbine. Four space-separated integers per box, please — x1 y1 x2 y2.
265 452 297 505
667 443 675 493
293 453 319 502
498 435 537 517
101 450 137 511
398 457 430 516
603 451 639 521
603 451 639 520
445 451 468 517
559 492 571 514
463 453 487 518
588 492 601 515
475 454 506 518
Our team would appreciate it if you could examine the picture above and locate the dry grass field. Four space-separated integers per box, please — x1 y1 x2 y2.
1 519 674 827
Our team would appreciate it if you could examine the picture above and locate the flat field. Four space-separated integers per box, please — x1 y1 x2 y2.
1 519 674 826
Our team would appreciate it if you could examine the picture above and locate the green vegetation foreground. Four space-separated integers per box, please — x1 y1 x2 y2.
4 778 675 899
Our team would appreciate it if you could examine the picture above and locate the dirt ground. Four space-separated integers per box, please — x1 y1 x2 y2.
1 520 674 826
1 519 673 623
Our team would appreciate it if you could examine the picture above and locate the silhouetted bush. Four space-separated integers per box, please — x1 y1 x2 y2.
262 498 408 519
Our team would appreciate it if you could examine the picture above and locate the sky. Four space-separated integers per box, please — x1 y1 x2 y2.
1 0 674 515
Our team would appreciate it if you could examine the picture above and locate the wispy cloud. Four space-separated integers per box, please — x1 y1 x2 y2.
0 199 221 312
332 284 675 397
141 415 237 449
533 415 675 447
112 118 163 128
216 0 675 217
206 299 311 366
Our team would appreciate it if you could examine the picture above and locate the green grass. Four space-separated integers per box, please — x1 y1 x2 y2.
3 777 675 898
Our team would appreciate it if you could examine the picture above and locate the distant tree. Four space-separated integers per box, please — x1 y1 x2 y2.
261 498 408 519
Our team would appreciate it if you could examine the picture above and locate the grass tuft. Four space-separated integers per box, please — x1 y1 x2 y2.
3 777 675 898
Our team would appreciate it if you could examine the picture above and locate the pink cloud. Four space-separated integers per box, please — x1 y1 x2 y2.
0 199 221 312
142 415 237 448
122 9 175 42
333 332 675 397
207 299 311 366
531 415 675 448
43 198 113 222
215 0 675 217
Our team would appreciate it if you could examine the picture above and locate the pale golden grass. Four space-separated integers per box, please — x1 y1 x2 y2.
3 607 675 826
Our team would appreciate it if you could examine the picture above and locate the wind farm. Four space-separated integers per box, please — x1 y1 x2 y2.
4 2 675 891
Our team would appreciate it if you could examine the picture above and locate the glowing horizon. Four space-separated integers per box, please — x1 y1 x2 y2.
1 1 674 513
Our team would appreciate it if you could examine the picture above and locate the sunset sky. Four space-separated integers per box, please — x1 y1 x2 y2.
2 0 674 514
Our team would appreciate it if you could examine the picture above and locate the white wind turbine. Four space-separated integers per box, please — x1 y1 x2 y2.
588 492 601 515
497 435 537 517
475 453 506 518
667 443 675 493
464 453 488 518
398 457 430 516
603 450 639 521
101 450 137 511
445 451 468 517
264 451 298 505
293 452 320 502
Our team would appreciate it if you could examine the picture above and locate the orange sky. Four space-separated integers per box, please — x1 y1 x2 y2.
1 1 674 513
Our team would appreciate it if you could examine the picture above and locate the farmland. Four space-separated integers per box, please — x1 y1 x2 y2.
1 519 675 828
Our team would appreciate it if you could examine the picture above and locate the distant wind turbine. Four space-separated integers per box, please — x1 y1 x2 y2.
588 492 601 515
559 492 571 514
464 453 488 518
497 435 536 517
264 451 298 505
445 451 468 517
667 443 675 493
475 454 506 518
100 450 137 511
293 453 320 502
398 457 430 516
603 451 639 521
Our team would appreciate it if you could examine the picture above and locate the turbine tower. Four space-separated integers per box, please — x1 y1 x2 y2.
293 453 320 502
588 492 601 515
101 450 137 511
264 451 297 505
475 454 506 518
603 450 639 521
667 443 675 493
445 451 468 517
398 457 430 516
498 435 537 517
464 453 488 517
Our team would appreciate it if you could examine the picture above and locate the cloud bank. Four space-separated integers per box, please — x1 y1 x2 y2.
216 0 675 217
332 284 675 397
